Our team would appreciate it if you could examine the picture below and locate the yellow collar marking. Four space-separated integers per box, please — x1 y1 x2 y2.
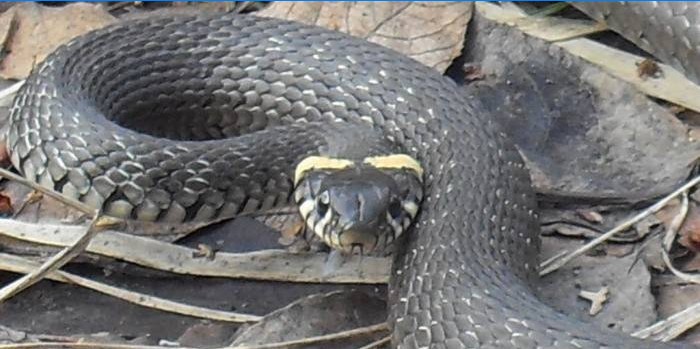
295 154 423 185
294 156 354 185
363 154 423 179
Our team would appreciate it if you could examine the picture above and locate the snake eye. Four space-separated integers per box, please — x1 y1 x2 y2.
388 200 403 220
317 190 330 216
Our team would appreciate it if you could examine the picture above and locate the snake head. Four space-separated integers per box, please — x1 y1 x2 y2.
293 155 423 255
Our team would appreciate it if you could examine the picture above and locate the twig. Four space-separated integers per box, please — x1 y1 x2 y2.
233 1 253 13
0 212 119 301
106 2 135 12
0 219 390 284
539 249 568 269
0 80 24 105
0 156 120 302
356 336 391 349
0 167 95 216
0 252 261 323
540 175 700 276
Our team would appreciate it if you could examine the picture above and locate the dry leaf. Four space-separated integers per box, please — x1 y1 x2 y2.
0 3 116 79
680 217 700 253
658 201 700 253
0 192 12 217
258 2 472 73
0 139 11 168
0 9 17 54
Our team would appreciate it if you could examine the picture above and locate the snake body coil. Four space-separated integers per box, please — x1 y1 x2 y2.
5 5 695 349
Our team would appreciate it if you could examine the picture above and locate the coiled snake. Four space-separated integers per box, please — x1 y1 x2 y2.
5 3 698 349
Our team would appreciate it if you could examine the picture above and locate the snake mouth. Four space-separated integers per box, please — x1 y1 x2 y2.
293 154 423 255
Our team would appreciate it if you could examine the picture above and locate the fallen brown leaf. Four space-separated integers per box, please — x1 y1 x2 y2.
675 203 700 271
0 140 11 168
656 197 683 233
674 203 700 252
0 192 12 216
0 8 17 57
0 2 116 79
656 199 700 269
258 2 472 73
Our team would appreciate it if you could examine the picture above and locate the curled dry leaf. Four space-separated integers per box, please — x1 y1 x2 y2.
258 2 472 73
0 140 11 168
0 2 116 79
658 200 700 253
681 217 700 253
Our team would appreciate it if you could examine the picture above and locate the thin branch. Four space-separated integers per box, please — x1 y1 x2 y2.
0 167 96 216
0 212 119 301
659 192 700 283
0 252 261 323
0 80 24 104
540 175 700 276
357 336 391 349
0 219 390 284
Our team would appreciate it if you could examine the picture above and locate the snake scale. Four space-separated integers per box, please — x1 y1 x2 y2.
5 3 699 348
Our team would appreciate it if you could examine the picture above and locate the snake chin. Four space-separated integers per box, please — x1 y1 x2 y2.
293 155 423 256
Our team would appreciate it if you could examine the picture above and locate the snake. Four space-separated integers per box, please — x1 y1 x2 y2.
4 3 698 349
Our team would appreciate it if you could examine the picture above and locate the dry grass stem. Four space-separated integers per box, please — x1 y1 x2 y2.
0 212 109 301
0 252 261 323
540 175 700 275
